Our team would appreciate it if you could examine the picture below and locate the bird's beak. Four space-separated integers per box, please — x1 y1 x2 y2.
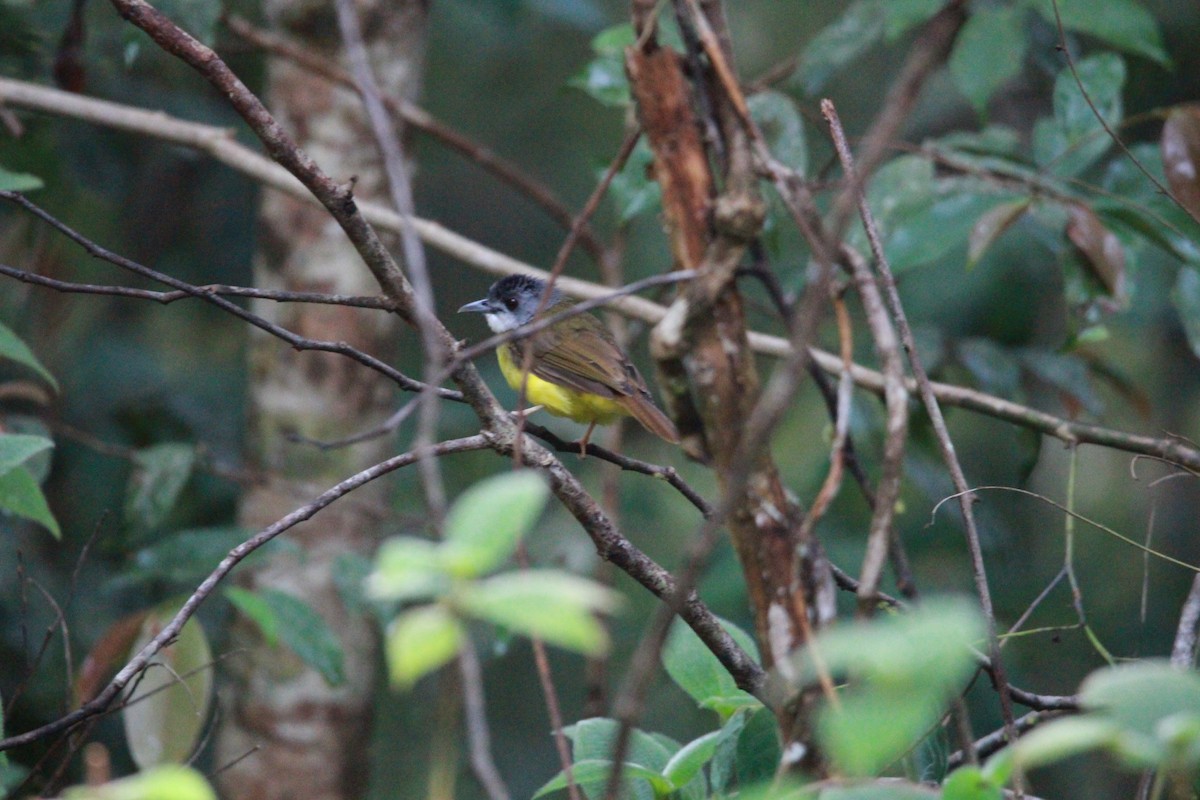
458 298 494 314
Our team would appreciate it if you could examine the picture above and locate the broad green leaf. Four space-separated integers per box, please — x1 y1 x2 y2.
333 552 373 615
232 588 345 686
748 91 807 175
130 527 259 587
1018 348 1102 415
1080 661 1200 738
662 730 722 789
566 717 677 770
708 708 749 795
1033 53 1126 178
0 166 43 192
0 433 53 478
532 759 673 800
1172 266 1200 361
881 0 942 40
797 1 885 94
1032 0 1169 67
567 23 634 107
662 616 760 718
820 783 937 799
1161 105 1200 223
1010 716 1120 769
949 5 1028 115
457 570 618 655
968 200 1031 266
154 0 221 46
122 611 213 768
124 443 196 530
736 706 782 785
367 537 449 602
941 765 1003 800
608 140 662 222
386 605 464 689
820 688 944 777
0 320 57 391
956 339 1022 399
224 587 280 645
62 764 216 800
442 470 549 576
0 465 60 538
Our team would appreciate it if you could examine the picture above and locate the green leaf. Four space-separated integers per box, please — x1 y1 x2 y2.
0 465 60 538
62 764 216 800
949 5 1028 115
608 140 662 222
736 706 782 785
457 570 618 655
1080 661 1200 738
0 320 58 391
130 527 259 587
748 91 807 176
1032 0 1169 67
0 433 53 478
561 717 676 800
1011 716 1120 770
122 611 213 768
1032 53 1126 178
708 708 748 795
442 470 549 576
941 765 1003 800
532 760 673 800
797 1 886 94
0 166 43 192
881 0 943 40
385 604 464 689
1172 266 1200 361
1018 348 1102 415
661 730 722 789
821 688 945 777
333 552 373 615
819 783 937 800
366 537 449 602
662 616 760 718
567 23 634 107
233 588 346 686
968 200 1031 266
224 587 280 645
124 443 196 530
956 339 1022 399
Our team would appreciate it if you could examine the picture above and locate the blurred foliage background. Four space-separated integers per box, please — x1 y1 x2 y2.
3 1 1200 798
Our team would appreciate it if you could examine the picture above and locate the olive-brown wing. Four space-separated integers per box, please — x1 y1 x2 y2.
519 314 647 398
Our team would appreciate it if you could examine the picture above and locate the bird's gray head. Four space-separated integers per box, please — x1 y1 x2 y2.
457 274 562 333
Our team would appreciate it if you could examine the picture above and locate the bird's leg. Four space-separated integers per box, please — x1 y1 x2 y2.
579 421 597 457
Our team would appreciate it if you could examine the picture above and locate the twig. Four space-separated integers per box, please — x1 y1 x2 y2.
457 641 510 800
0 192 458 402
221 13 605 260
0 435 491 752
947 711 1068 770
1170 574 1200 668
334 0 447 521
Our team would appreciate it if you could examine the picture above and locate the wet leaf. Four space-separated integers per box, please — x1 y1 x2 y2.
1161 105 1200 223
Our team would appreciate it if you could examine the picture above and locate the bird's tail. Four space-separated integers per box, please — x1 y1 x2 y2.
619 393 681 443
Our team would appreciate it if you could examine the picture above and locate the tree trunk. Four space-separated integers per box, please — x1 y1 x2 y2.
214 4 427 799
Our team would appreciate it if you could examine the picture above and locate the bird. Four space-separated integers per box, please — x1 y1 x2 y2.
458 274 680 452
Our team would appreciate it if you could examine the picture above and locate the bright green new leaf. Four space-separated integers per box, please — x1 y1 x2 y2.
124 443 196 530
442 470 549 576
0 465 60 538
0 166 44 192
532 760 673 800
950 5 1028 115
0 320 58 391
224 587 280 645
566 23 634 107
1080 660 1200 738
122 611 213 768
1033 53 1126 177
819 783 937 799
386 604 464 689
662 616 760 718
457 570 618 655
661 730 722 789
820 688 944 777
1033 0 1169 67
0 433 53 478
941 765 1003 800
367 537 449 602
63 764 216 800
748 91 807 175
566 717 677 770
1010 716 1120 770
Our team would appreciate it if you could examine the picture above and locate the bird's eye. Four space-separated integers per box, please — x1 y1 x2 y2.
504 296 519 311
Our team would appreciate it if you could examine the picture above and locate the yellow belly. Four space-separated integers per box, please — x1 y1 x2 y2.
496 346 625 425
